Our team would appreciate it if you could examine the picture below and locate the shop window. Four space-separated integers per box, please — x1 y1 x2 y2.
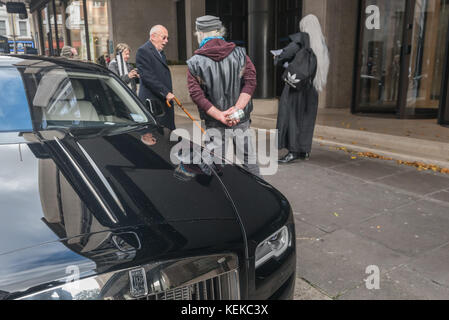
86 0 110 64
65 0 88 60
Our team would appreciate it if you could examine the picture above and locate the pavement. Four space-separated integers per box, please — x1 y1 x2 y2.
253 108 449 170
174 104 449 300
266 145 449 300
174 103 449 169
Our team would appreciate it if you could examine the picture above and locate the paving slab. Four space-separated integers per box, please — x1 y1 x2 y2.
348 200 449 258
292 196 379 233
297 229 409 298
293 213 329 239
407 243 449 288
306 147 359 168
338 265 449 300
428 190 449 204
264 166 326 206
294 278 332 300
375 170 449 196
330 157 413 181
334 181 418 212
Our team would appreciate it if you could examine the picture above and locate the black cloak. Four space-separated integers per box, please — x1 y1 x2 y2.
275 32 319 154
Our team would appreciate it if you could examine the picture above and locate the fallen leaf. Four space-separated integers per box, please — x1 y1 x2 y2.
333 212 339 217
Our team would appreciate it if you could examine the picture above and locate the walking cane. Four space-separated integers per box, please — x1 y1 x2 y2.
167 97 206 134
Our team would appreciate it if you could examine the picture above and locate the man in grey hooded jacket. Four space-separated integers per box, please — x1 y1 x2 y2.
187 15 260 177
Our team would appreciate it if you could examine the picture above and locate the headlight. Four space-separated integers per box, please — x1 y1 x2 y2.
255 226 291 268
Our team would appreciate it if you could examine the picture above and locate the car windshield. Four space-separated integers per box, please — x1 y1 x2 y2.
23 67 151 131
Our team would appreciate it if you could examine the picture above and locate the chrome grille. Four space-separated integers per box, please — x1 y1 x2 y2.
143 270 239 300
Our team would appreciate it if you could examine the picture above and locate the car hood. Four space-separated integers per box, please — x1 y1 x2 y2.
0 125 290 256
0 125 292 297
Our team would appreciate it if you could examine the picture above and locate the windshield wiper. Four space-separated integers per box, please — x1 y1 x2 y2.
70 122 153 138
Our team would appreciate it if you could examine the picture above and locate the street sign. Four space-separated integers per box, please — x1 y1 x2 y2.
6 2 27 14
8 40 34 53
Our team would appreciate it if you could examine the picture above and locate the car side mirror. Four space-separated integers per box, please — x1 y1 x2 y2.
146 99 165 118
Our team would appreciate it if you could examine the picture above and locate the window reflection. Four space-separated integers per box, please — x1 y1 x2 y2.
358 0 406 110
65 0 88 60
40 7 51 56
405 0 449 116
0 68 33 132
86 0 110 64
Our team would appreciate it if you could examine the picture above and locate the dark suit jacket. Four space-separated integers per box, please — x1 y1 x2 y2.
136 41 175 130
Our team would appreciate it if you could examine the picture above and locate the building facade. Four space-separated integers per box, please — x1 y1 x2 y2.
0 3 36 54
26 0 449 126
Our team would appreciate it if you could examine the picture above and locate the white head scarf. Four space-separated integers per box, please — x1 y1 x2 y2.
300 14 330 92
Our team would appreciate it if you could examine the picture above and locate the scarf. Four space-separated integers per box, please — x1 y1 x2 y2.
116 52 132 89
199 36 225 48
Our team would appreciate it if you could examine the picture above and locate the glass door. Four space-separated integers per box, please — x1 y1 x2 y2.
402 0 449 117
354 0 407 113
440 29 449 125
354 0 449 121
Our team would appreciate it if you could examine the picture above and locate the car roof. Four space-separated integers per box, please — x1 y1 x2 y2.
0 54 110 74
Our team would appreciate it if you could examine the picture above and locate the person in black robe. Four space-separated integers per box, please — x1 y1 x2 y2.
276 15 330 163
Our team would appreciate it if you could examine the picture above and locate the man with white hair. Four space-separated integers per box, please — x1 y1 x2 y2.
187 15 260 176
136 25 175 130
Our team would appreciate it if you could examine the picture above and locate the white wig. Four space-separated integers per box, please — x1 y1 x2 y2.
300 14 330 92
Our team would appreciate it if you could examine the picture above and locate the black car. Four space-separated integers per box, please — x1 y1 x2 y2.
0 55 296 300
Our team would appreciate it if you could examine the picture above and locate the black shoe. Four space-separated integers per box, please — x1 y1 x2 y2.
299 152 310 161
279 152 299 164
